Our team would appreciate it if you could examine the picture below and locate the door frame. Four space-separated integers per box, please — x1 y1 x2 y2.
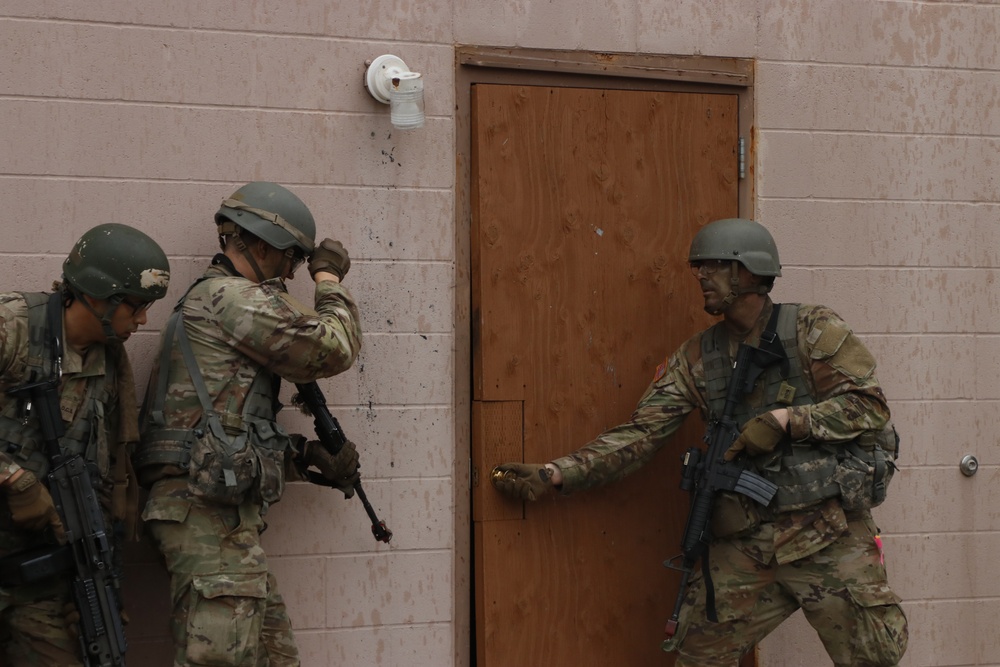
453 45 756 666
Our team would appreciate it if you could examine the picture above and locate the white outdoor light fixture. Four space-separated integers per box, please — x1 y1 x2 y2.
364 54 425 130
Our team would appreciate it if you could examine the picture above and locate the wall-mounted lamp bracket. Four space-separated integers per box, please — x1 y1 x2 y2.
365 54 409 104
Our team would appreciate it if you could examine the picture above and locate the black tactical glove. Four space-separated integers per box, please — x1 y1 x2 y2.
724 412 785 461
299 439 360 499
308 239 351 281
5 470 66 542
490 463 555 501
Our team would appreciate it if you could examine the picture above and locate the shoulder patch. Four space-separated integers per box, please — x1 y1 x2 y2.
809 322 850 359
653 359 668 383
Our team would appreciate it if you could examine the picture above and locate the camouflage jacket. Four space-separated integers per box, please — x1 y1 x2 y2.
0 292 134 503
552 299 890 563
136 256 362 485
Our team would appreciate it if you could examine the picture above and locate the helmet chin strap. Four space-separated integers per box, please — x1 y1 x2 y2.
219 223 270 283
75 290 125 342
232 234 269 283
720 260 743 307
216 221 301 283
720 260 770 308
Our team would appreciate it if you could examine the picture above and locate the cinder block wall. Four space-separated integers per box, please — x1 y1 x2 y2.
755 3 1000 665
2 1 997 665
1 2 458 665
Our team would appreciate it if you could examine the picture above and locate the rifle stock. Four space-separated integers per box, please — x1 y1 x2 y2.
294 382 392 543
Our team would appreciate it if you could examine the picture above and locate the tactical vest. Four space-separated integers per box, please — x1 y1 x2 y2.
702 303 898 513
0 292 115 483
136 279 291 506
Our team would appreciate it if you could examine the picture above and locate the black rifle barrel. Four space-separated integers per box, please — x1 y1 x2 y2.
295 382 392 543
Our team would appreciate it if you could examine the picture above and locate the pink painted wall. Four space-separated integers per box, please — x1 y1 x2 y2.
2 1 998 665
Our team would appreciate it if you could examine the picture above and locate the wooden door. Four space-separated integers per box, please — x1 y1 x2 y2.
471 84 740 666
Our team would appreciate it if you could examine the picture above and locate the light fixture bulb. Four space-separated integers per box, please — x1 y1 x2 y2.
389 72 425 130
365 54 425 130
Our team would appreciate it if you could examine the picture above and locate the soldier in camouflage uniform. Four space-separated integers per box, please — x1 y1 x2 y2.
135 182 363 667
492 218 908 667
0 223 170 664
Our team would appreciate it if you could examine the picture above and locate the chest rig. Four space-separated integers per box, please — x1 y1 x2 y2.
701 304 898 512
0 293 114 482
137 278 291 506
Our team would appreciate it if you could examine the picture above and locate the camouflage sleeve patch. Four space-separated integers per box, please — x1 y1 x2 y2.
792 304 889 441
807 319 876 381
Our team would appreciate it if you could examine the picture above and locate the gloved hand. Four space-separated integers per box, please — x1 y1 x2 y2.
308 239 351 281
5 470 66 542
299 439 360 499
724 412 786 461
490 463 555 501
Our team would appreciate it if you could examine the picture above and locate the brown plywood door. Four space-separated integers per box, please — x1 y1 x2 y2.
470 84 740 666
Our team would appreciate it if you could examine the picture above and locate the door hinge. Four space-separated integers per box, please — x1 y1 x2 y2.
738 136 746 180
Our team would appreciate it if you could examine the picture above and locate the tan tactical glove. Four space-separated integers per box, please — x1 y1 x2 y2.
5 470 66 542
308 239 351 281
724 412 786 461
490 463 555 501
299 439 360 499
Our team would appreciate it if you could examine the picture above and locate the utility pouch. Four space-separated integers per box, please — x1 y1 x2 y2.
710 492 760 539
835 423 899 511
248 419 291 504
0 544 74 587
187 412 256 505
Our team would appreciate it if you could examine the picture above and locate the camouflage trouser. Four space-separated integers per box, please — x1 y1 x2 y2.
0 526 81 666
0 578 80 666
670 514 908 667
143 478 299 667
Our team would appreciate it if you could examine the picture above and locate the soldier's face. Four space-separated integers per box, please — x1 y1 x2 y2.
106 297 150 340
692 259 734 315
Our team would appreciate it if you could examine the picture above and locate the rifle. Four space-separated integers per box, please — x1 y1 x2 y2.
3 294 127 666
293 382 392 543
662 334 783 641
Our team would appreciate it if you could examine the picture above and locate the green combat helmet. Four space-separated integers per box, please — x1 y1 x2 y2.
688 218 781 311
688 217 782 277
215 182 316 281
63 223 171 339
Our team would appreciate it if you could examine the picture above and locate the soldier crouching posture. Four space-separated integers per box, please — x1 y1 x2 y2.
0 224 170 664
492 218 908 667
135 182 363 666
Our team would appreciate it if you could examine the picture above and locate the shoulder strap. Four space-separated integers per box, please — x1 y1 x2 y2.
145 280 205 427
11 292 68 460
18 292 61 384
757 303 789 378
